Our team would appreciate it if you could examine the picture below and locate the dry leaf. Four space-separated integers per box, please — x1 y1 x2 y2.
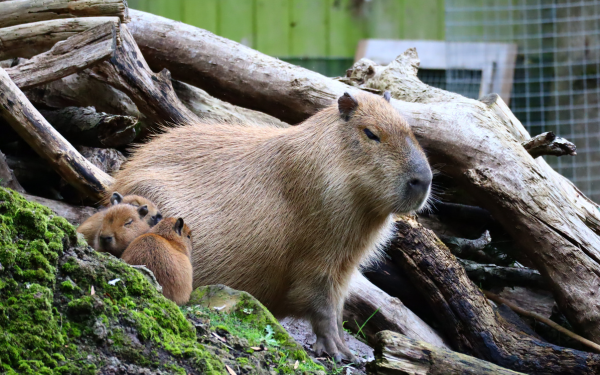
90 286 95 295
294 360 299 369
250 346 262 351
225 364 236 375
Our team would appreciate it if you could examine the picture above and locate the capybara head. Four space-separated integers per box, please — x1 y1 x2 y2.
110 192 163 227
96 204 151 257
150 217 192 258
332 91 431 214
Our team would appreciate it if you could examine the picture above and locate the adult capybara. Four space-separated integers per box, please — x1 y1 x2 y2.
121 217 193 305
110 92 431 361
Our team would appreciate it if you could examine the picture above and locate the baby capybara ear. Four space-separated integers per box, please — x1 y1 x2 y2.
110 192 124 205
137 205 149 218
383 91 391 102
173 218 184 236
338 92 358 121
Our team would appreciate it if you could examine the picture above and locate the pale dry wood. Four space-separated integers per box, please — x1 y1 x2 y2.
0 67 114 200
0 17 119 60
0 0 127 28
369 331 524 375
5 21 117 89
127 10 600 342
23 193 97 225
345 273 449 349
521 131 577 158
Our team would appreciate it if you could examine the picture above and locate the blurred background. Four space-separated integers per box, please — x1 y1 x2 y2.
129 0 600 202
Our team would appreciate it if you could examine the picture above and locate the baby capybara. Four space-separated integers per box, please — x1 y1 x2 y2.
93 204 151 257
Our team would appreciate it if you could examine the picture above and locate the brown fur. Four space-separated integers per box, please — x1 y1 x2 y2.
93 204 151 257
77 194 162 246
110 92 431 361
121 218 193 305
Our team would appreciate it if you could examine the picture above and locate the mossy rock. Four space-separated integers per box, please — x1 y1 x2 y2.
0 188 323 374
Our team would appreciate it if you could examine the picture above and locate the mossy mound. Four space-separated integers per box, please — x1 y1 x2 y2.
0 188 323 374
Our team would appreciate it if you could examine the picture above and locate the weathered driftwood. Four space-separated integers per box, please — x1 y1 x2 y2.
0 0 128 28
521 131 577 158
0 67 113 200
459 259 546 289
484 291 600 354
5 21 118 90
0 150 24 192
0 17 119 61
369 331 524 375
23 193 97 225
88 24 200 128
390 217 600 374
439 231 495 261
39 106 137 148
126 12 600 342
345 273 449 349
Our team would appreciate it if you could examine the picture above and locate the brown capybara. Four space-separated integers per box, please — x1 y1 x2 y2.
121 217 193 305
77 192 162 246
93 204 151 257
110 92 431 362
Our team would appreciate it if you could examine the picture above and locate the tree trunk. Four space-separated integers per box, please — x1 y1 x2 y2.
5 20 117 89
345 272 449 350
369 331 524 375
390 216 600 374
126 10 600 343
0 17 119 61
0 0 128 28
0 67 113 200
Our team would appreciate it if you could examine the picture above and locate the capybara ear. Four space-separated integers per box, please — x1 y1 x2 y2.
338 92 358 121
138 205 149 217
383 91 391 102
110 192 124 205
174 218 184 236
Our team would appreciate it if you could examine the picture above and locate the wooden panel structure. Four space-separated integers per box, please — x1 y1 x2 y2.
128 0 446 58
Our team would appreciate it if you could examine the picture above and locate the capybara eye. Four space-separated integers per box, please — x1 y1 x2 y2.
124 219 133 227
187 235 191 239
363 128 380 142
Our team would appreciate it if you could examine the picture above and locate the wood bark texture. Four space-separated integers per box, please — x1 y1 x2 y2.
126 11 600 342
345 272 449 350
0 0 128 28
0 17 119 60
23 193 97 225
0 67 113 200
390 216 600 374
459 259 546 289
5 20 118 89
521 131 577 158
369 331 524 375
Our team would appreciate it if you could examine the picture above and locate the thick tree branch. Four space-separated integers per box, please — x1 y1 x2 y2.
459 259 546 289
521 131 577 158
0 0 128 29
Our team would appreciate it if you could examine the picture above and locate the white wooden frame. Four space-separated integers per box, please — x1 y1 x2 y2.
356 40 517 103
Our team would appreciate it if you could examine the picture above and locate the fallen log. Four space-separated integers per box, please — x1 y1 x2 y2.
5 20 118 89
126 13 600 342
369 331 523 375
0 0 128 29
345 272 449 349
460 259 546 289
389 216 600 374
39 106 137 148
0 17 119 61
0 150 24 192
22 193 97 225
0 67 113 200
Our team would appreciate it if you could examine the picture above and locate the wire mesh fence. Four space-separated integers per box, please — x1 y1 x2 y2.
444 0 600 201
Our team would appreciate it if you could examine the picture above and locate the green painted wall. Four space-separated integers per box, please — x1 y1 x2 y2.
128 0 445 58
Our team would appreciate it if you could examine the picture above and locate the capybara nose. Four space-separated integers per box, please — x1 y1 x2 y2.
100 236 113 246
407 167 432 200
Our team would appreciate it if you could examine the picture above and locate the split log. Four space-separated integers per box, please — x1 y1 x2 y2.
0 17 119 61
5 20 118 89
345 272 449 349
0 67 113 200
0 150 24 192
521 131 577 158
23 193 97 225
369 331 523 375
459 259 546 289
0 0 128 29
126 13 600 342
39 106 137 148
389 216 600 374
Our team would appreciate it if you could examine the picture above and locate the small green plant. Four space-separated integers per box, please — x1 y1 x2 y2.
260 324 279 347
354 307 380 339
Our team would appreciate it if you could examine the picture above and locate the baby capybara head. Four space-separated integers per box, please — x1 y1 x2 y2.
332 91 431 214
97 204 151 257
110 192 163 226
150 217 193 258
